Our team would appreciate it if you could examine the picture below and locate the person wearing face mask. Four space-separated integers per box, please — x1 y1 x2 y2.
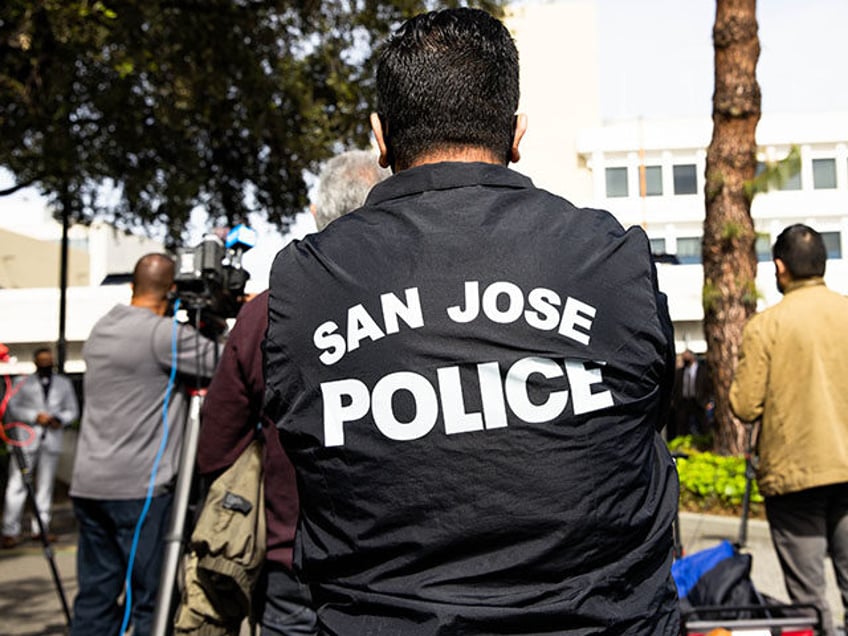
2 347 79 548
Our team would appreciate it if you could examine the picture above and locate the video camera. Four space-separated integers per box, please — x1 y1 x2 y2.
171 224 257 322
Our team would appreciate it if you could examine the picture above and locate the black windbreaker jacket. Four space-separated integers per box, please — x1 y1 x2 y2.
265 161 679 635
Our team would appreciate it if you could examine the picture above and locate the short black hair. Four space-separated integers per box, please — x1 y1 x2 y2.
375 8 519 170
772 224 827 279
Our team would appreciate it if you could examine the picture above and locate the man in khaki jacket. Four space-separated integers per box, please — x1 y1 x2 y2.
730 224 848 636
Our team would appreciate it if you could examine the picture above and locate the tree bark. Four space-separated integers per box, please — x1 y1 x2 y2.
704 0 761 455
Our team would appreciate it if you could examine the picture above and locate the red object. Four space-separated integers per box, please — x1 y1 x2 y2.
2 358 36 447
688 630 814 636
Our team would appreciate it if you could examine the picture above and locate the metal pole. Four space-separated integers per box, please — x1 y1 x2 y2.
150 389 205 636
670 451 689 559
57 196 70 374
737 422 758 550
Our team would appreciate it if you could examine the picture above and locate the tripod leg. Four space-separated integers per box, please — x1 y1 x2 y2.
9 442 72 626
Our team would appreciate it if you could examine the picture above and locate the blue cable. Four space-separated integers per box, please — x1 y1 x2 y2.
120 299 181 634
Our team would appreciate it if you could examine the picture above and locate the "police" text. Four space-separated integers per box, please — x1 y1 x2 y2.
320 355 613 446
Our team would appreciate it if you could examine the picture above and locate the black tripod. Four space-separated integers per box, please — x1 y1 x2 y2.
6 428 72 626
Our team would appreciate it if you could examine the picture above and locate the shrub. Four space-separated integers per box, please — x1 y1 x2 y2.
668 435 764 518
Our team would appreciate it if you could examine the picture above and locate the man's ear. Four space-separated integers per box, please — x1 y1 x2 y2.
774 258 787 277
509 113 528 164
370 113 391 169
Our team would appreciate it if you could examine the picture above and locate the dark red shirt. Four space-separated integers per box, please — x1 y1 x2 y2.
197 290 299 568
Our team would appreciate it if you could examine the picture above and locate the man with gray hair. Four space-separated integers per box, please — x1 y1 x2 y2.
311 149 390 231
194 148 387 635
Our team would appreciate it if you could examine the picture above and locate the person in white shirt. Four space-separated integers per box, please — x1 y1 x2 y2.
2 347 79 548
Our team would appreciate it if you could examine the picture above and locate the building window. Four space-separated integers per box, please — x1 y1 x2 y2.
812 158 837 189
605 167 628 197
643 166 663 196
673 164 698 195
649 238 667 254
822 231 842 259
755 234 772 262
676 237 702 264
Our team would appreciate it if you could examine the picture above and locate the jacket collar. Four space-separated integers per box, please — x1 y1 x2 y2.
784 276 825 295
364 162 533 206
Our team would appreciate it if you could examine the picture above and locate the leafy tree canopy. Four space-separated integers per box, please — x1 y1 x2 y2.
0 0 504 245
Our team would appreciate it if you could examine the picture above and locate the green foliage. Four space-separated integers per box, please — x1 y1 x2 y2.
0 0 506 244
668 433 714 455
702 275 759 315
705 169 724 202
702 278 722 314
744 145 802 200
669 436 764 516
740 277 759 307
721 220 743 241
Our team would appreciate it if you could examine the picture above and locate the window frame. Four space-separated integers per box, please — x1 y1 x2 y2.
675 236 702 264
605 166 629 198
672 164 698 195
812 158 837 190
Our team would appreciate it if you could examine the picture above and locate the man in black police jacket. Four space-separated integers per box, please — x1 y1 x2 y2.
265 8 679 634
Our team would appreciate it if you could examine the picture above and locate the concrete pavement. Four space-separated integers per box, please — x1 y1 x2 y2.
679 509 845 631
1 486 845 635
0 483 77 636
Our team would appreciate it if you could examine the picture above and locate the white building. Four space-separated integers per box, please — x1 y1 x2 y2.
0 200 162 374
507 0 599 204
576 112 848 352
508 2 848 353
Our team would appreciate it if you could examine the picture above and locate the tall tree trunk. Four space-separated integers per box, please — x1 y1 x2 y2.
703 0 761 455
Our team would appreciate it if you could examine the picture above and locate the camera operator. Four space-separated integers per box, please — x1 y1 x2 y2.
194 149 389 635
264 8 678 634
69 253 221 636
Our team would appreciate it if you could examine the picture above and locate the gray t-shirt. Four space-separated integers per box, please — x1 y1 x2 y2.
71 304 219 499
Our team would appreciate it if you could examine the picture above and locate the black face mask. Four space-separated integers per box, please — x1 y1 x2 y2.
36 366 53 379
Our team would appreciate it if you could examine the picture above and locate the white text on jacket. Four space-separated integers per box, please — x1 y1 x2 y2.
320 356 613 446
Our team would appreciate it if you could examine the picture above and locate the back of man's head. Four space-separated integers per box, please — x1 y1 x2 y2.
132 253 176 300
33 346 52 361
375 8 519 171
313 150 390 230
772 224 826 279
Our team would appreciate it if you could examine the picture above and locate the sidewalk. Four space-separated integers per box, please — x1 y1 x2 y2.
679 510 844 628
1 489 844 635
0 481 77 636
